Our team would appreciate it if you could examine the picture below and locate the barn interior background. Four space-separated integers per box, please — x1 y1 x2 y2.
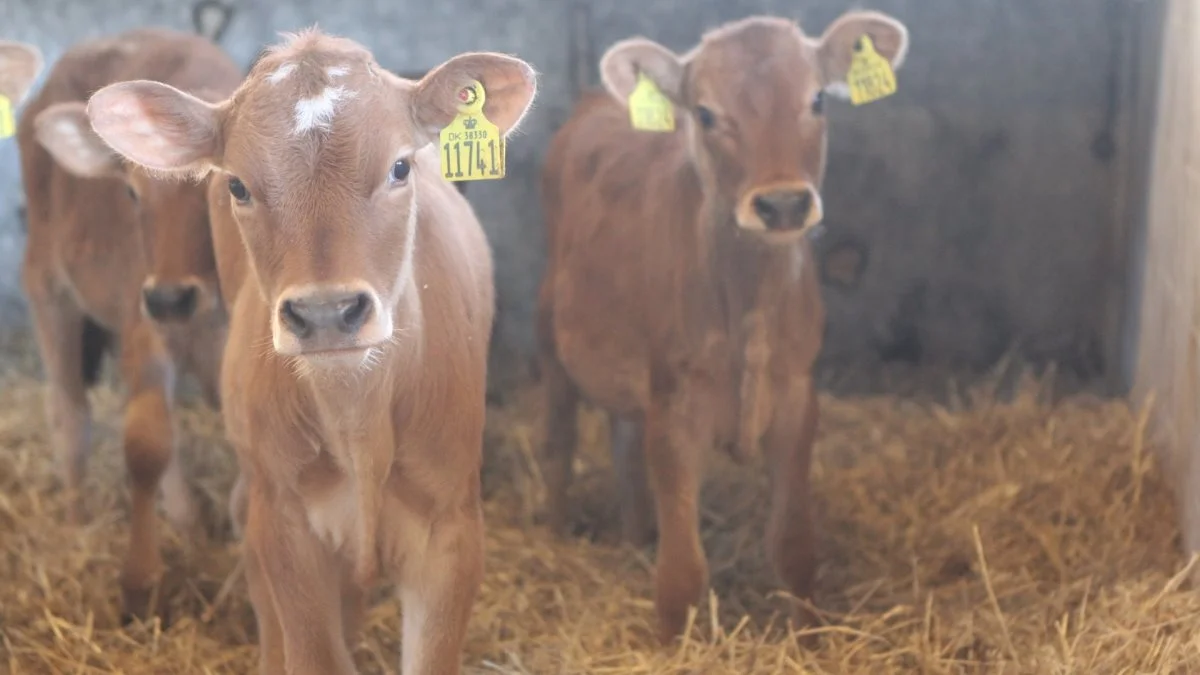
0 0 1163 394
7 0 1200 672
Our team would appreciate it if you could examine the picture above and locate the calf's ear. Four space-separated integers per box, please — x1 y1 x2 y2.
0 40 43 105
600 37 685 104
410 52 538 145
87 80 225 178
36 102 125 179
817 11 910 98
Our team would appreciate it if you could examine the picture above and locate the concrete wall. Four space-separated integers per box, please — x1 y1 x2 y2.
0 0 1137 391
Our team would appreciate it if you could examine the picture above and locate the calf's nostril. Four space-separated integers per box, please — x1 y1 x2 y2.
795 191 813 219
753 195 779 227
338 293 372 333
280 300 311 338
142 285 200 320
176 287 198 317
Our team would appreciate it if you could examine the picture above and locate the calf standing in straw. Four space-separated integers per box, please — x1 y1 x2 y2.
87 29 536 674
17 28 240 619
538 12 909 641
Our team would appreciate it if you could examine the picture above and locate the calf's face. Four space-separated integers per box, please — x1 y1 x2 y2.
600 11 908 241
0 41 43 106
35 102 220 324
86 32 535 368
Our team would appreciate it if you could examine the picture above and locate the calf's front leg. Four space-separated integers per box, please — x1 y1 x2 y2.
645 380 712 644
118 321 189 619
24 288 92 524
244 486 356 675
397 505 484 675
763 375 820 627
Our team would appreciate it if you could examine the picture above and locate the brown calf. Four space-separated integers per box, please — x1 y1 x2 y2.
18 27 241 618
538 12 909 641
87 29 536 674
0 41 43 108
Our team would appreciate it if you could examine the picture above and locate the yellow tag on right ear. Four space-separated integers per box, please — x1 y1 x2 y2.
440 80 506 182
847 35 897 106
628 72 675 132
0 95 15 139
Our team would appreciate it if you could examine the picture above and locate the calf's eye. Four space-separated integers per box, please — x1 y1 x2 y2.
695 106 716 130
390 159 411 184
812 90 826 115
228 176 250 204
126 185 139 203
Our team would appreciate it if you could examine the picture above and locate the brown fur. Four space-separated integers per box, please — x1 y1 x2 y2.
537 13 909 642
17 27 241 619
86 29 537 674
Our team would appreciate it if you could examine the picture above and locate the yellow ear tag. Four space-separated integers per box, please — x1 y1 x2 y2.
0 95 15 139
846 35 897 106
440 80 505 182
628 72 675 132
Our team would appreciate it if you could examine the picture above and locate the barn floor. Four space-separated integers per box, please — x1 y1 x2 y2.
0 332 1198 675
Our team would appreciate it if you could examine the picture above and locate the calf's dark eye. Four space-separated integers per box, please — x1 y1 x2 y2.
228 176 250 204
390 159 411 183
812 90 825 115
695 105 716 129
126 185 139 203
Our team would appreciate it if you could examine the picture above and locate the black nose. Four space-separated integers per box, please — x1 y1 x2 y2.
752 189 815 231
279 291 372 339
142 284 199 321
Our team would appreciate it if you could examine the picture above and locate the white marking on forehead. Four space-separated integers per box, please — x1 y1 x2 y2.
293 86 356 135
823 81 852 100
268 63 297 85
326 65 350 78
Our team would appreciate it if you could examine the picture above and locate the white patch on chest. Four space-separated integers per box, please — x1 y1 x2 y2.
326 65 350 78
267 62 296 85
293 86 356 135
305 476 359 552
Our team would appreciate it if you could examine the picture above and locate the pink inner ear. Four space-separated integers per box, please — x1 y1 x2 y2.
91 92 173 168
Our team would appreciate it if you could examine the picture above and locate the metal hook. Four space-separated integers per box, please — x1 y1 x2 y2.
192 0 236 44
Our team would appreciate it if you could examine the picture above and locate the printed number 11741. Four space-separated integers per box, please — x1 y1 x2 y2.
443 138 503 180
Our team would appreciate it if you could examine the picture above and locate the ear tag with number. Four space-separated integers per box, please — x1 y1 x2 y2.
847 34 897 106
628 71 675 132
440 80 505 182
0 95 15 139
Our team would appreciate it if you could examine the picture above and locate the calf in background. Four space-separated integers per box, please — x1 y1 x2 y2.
537 11 909 641
18 27 241 619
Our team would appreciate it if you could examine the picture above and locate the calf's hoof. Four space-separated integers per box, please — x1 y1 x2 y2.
653 568 707 646
120 583 168 626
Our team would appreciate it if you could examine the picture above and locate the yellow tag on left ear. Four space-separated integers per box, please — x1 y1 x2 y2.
0 95 15 139
628 72 675 132
847 35 897 106
440 80 505 182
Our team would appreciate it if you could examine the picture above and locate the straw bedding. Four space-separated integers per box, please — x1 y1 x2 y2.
0 332 1197 674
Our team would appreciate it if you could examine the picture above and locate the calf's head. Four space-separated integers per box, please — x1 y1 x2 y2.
600 12 908 240
35 98 222 324
86 30 535 365
0 40 43 107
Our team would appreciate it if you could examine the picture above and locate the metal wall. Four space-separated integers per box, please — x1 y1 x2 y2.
0 0 1140 391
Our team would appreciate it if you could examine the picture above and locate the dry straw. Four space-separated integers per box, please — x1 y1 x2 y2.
0 334 1197 674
